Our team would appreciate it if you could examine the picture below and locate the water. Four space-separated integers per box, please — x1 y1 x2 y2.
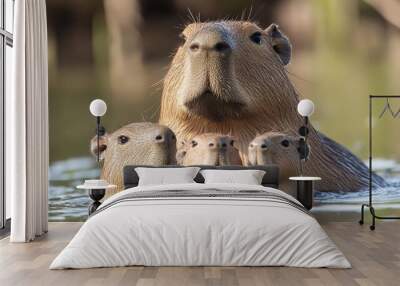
49 157 400 222
315 159 400 204
49 157 99 221
312 159 400 221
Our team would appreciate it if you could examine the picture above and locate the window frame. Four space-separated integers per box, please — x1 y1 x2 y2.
0 0 14 235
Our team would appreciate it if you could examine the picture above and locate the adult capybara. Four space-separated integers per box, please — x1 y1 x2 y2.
248 132 308 196
91 122 177 197
159 20 385 192
177 133 242 166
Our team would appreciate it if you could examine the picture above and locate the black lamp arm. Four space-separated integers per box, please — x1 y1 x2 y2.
95 116 106 163
298 138 310 160
298 116 310 162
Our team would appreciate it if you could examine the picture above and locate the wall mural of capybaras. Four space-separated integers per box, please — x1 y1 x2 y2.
48 1 400 222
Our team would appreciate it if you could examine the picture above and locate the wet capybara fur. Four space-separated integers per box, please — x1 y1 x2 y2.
159 20 385 192
91 122 177 197
177 133 242 166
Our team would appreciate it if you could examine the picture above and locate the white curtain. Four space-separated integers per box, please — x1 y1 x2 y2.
7 0 49 242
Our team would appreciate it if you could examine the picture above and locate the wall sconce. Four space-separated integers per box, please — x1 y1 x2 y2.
297 99 314 175
89 99 107 163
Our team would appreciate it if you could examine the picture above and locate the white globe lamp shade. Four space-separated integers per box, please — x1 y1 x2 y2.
89 99 107 117
297 99 315 117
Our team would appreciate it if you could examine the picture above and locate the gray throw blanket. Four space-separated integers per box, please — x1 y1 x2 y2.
91 189 310 218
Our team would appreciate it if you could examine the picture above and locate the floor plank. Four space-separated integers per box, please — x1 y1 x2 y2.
0 222 399 286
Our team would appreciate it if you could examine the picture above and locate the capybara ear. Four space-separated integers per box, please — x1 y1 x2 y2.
289 135 302 147
176 149 187 165
286 135 299 150
177 140 188 151
229 137 240 150
265 23 292 65
90 134 108 162
295 137 311 161
176 140 188 165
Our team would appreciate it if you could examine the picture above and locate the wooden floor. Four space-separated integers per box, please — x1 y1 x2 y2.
0 222 399 286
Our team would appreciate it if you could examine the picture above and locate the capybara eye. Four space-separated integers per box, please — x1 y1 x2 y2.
281 139 290 147
230 140 234 146
250 32 262 44
190 43 200 52
118 135 129 145
191 140 198 147
250 144 254 148
209 143 214 147
172 134 176 140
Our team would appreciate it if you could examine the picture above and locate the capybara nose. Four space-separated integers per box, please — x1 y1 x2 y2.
208 138 229 150
189 28 231 54
155 127 176 145
155 134 164 142
154 130 168 144
219 141 228 149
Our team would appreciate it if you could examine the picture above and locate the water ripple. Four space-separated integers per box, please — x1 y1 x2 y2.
49 157 98 221
49 156 400 221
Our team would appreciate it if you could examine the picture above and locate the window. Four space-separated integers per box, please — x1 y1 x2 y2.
0 0 14 233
